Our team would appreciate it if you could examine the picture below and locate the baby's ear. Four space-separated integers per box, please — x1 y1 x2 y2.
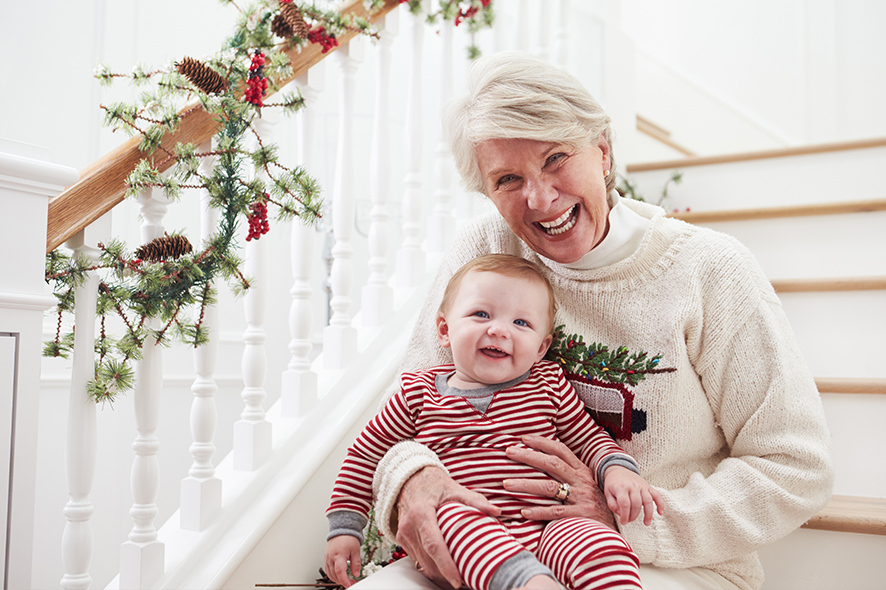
537 334 553 359
436 313 452 348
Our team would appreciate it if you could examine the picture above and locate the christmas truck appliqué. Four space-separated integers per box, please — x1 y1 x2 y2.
545 326 676 441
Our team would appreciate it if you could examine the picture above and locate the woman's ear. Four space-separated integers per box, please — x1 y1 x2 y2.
597 137 611 168
436 313 452 348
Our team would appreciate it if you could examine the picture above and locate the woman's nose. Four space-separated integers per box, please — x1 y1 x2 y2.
525 178 557 211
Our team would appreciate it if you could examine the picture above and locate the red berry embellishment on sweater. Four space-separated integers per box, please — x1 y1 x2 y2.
244 50 268 107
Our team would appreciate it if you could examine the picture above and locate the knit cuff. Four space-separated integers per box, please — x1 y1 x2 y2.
327 510 369 543
372 440 447 539
597 454 640 491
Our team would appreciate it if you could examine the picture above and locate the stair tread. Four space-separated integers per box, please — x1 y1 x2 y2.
802 495 886 536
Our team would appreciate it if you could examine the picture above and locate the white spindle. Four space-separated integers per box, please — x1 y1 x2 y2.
120 188 168 589
281 69 324 418
554 0 570 68
180 143 222 530
395 3 428 288
427 18 456 257
361 13 398 328
516 0 531 51
536 0 551 60
60 233 99 590
234 118 273 470
323 41 363 370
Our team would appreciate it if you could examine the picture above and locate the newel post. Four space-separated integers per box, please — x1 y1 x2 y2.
0 143 78 590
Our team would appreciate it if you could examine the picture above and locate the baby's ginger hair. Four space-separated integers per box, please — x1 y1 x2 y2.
438 254 557 334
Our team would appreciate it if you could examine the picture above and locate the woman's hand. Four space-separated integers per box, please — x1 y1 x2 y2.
503 434 617 529
395 465 501 590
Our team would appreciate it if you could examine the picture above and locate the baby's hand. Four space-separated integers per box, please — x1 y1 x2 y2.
324 535 362 588
603 466 664 526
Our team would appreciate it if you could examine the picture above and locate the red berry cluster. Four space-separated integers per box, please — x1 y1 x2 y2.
246 197 270 241
390 546 408 561
307 26 338 53
454 0 492 26
280 0 292 3
244 50 268 106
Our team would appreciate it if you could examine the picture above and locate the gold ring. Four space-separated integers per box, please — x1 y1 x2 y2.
415 561 423 571
554 481 571 502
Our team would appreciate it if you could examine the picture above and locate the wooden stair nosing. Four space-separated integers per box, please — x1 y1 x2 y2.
668 199 886 224
815 378 886 395
771 277 886 293
802 495 886 536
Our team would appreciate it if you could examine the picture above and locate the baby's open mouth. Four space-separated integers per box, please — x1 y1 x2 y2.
481 347 508 358
537 205 578 236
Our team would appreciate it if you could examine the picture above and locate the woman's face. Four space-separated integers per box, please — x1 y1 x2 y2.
476 138 612 264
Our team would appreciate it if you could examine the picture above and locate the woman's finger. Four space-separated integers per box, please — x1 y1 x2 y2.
520 434 588 470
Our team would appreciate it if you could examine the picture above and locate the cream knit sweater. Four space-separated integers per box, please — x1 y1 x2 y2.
372 199 834 590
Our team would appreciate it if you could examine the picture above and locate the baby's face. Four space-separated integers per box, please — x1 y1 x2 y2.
436 271 553 389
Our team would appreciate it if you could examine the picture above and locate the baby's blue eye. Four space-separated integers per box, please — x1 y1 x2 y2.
514 319 529 327
473 311 489 318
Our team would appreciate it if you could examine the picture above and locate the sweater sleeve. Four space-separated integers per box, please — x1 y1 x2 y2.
619 243 834 569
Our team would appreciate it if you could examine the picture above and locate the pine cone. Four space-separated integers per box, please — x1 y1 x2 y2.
175 56 228 95
135 234 194 263
272 3 309 39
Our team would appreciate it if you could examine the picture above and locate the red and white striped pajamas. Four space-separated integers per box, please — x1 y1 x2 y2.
327 361 641 589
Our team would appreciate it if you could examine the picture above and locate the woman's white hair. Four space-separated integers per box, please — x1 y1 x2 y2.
444 51 616 195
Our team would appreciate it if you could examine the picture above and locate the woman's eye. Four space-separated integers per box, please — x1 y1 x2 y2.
472 311 489 319
544 152 567 168
513 319 529 327
496 174 519 188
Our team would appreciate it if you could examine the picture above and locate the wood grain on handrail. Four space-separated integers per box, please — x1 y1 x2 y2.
46 0 402 253
802 495 886 536
815 378 886 395
636 115 695 157
668 199 886 224
626 136 886 173
771 277 886 293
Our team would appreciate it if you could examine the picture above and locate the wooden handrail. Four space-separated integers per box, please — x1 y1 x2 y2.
771 277 886 293
815 378 886 395
636 115 695 157
46 0 402 253
626 136 886 173
668 199 886 224
802 495 886 536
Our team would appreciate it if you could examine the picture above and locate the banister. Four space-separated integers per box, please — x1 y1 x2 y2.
771 277 886 293
626 136 886 173
45 0 402 254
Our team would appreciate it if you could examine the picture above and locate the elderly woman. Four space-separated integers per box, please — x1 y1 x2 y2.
366 52 833 590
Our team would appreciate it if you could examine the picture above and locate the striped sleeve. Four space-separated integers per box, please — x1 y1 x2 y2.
545 363 636 484
326 376 423 519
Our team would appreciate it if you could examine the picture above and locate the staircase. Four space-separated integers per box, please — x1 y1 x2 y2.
628 140 886 589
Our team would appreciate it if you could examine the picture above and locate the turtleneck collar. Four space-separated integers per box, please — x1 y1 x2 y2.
562 194 652 270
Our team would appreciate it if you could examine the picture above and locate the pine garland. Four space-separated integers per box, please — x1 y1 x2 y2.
46 0 497 405
546 326 676 388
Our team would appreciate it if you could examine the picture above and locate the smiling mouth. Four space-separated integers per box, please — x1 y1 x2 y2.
481 347 509 358
537 205 578 236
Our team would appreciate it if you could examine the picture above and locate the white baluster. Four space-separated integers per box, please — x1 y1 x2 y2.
234 119 273 470
516 0 531 51
395 2 428 288
323 40 363 370
180 142 222 530
536 0 551 60
361 13 398 328
60 233 99 590
281 68 324 418
554 0 571 68
427 18 456 257
120 188 168 589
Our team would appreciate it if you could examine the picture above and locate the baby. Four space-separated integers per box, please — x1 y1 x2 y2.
325 254 662 590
